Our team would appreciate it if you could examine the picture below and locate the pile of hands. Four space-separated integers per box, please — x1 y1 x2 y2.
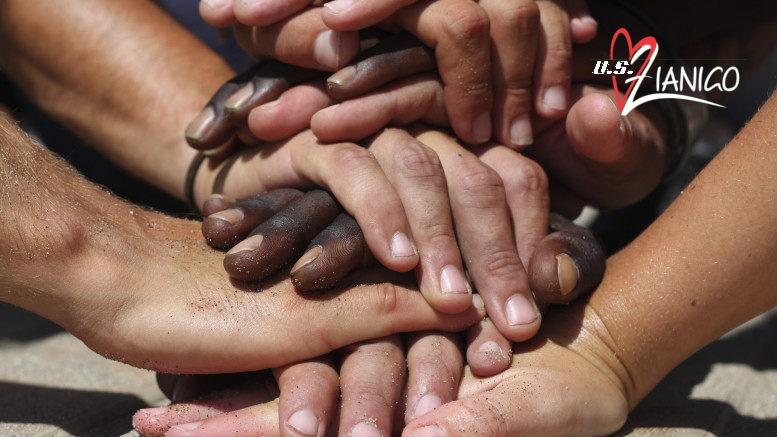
133 1 670 435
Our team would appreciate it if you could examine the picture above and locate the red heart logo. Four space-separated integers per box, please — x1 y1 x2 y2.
610 28 657 113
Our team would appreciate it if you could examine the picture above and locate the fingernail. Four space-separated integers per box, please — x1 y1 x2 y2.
137 406 168 418
224 83 254 110
324 0 354 14
328 65 356 86
542 86 568 112
505 294 540 326
472 293 485 311
577 15 598 26
509 114 533 147
185 107 215 140
313 103 341 116
201 0 228 9
167 420 203 436
412 426 446 437
288 408 319 437
440 265 470 294
291 245 323 275
207 208 244 225
413 393 443 419
349 421 382 437
207 193 224 201
476 340 508 362
472 112 492 143
556 253 579 296
314 30 343 70
391 231 417 258
227 234 263 255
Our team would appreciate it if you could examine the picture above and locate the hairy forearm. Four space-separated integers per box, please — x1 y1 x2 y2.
0 0 234 199
583 88 777 408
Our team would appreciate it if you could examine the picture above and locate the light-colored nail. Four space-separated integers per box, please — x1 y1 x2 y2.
226 234 263 255
349 421 382 437
167 420 204 436
290 245 323 276
201 0 228 9
476 340 507 360
288 408 319 437
207 208 244 225
556 253 579 296
412 426 446 437
509 114 533 147
413 394 443 419
324 0 354 14
137 406 168 418
185 107 215 140
542 86 568 112
314 30 343 70
313 103 341 117
224 83 254 110
328 65 356 86
391 231 417 258
472 112 492 143
505 294 540 326
472 293 485 311
440 265 470 294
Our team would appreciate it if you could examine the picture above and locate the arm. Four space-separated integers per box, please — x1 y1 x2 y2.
0 0 234 199
0 113 485 374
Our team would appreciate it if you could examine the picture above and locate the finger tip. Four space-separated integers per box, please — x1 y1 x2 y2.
568 94 629 162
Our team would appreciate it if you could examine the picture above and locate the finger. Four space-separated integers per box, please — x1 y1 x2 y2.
199 0 238 27
475 145 550 268
368 128 473 314
165 402 282 437
413 128 541 342
233 8 360 71
339 335 406 437
185 62 321 150
327 33 436 100
321 0 419 31
290 213 375 292
223 190 340 281
248 81 336 142
404 331 463 423
528 212 605 305
234 0 312 27
528 88 665 209
464 314 512 377
133 373 280 436
201 193 238 217
274 357 340 437
567 0 598 44
478 0 540 149
202 188 304 250
312 73 448 143
223 62 323 127
284 134 422 274
390 0 494 144
533 0 573 119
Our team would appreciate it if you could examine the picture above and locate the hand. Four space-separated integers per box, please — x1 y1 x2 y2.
404 303 630 437
133 331 465 436
199 0 598 145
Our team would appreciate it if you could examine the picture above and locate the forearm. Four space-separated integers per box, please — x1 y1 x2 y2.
0 0 234 199
582 88 777 408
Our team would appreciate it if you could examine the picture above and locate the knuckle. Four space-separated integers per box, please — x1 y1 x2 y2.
455 162 505 206
393 140 444 181
491 1 540 30
443 3 491 45
480 247 525 279
420 222 458 251
544 39 574 67
501 158 548 196
329 144 377 173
